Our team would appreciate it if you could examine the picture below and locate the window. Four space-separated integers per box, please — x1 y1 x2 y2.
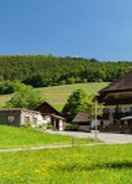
8 116 15 123
33 117 37 124
24 116 30 123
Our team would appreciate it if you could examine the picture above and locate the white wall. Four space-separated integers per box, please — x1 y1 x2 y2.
58 120 64 131
21 111 49 128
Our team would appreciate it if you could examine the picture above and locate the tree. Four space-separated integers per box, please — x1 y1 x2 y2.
0 81 30 95
63 89 93 121
6 84 43 109
0 81 15 94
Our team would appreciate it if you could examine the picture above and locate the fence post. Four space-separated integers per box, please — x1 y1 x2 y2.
72 136 74 147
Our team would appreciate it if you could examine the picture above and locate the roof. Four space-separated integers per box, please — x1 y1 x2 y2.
51 114 65 120
96 72 132 105
99 72 132 94
35 101 62 116
0 108 41 114
121 116 132 121
72 112 91 123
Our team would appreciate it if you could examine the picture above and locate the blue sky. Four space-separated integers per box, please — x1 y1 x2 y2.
0 0 132 60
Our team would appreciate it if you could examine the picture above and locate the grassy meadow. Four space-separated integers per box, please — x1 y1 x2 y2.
0 144 132 183
0 82 108 111
0 125 95 148
37 82 108 110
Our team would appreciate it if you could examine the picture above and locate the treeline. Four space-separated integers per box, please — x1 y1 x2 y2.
0 55 131 87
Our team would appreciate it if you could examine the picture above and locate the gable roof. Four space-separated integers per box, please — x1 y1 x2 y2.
96 72 132 105
72 112 91 123
99 72 132 94
35 101 62 116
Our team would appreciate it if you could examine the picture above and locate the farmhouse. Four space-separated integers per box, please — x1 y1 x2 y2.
72 112 91 131
36 102 65 131
96 72 132 133
0 109 45 128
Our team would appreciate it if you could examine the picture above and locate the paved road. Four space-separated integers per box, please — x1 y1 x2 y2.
47 130 132 144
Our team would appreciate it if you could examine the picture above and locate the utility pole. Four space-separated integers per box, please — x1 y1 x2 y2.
94 100 98 140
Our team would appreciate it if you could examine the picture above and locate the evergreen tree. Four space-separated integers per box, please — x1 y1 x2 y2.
63 89 92 121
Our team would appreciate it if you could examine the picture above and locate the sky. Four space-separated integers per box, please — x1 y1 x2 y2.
0 0 132 61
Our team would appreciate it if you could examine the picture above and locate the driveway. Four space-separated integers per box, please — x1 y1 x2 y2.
47 130 132 144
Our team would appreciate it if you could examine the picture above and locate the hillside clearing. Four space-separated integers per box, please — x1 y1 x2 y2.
37 82 108 110
0 82 108 110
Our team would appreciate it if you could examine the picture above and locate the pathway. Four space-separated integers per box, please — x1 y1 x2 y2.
1 131 132 153
0 143 103 153
47 130 132 144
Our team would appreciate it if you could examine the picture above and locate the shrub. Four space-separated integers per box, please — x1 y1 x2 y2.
6 84 43 109
0 81 15 94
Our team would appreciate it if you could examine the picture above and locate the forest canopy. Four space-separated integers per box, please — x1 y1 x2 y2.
0 55 131 87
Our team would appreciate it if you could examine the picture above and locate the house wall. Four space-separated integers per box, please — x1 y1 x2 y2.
78 125 90 132
20 111 45 128
58 119 64 131
99 106 132 133
43 115 51 124
0 109 65 130
0 110 46 128
0 110 21 126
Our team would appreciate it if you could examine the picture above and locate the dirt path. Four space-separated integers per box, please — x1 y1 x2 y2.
0 143 103 153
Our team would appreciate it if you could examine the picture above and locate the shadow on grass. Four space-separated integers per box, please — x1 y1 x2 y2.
55 161 132 172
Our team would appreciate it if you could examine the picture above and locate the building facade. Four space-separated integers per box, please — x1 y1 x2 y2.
36 102 65 131
96 72 132 133
72 112 91 131
0 109 45 128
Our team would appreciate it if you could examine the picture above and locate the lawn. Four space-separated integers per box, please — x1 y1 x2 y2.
0 82 108 110
0 144 132 183
0 125 95 148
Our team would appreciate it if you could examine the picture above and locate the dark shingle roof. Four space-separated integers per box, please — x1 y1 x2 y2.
35 101 62 116
72 112 91 123
99 72 132 93
96 72 132 105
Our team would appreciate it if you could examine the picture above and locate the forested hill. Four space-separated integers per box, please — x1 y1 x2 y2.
0 55 132 87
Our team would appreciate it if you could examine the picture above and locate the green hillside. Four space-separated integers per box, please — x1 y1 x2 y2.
0 82 108 111
37 82 108 110
0 55 131 87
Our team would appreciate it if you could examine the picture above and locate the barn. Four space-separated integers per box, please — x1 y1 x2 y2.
36 102 65 131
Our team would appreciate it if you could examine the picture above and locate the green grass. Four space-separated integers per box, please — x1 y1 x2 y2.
0 82 108 110
37 82 108 110
0 125 95 148
0 144 132 183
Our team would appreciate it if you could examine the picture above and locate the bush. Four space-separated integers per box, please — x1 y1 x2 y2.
0 81 15 94
0 81 29 95
6 84 43 109
23 74 49 87
47 123 53 129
